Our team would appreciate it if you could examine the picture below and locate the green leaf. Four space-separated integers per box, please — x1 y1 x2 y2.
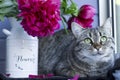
0 14 5 21
69 3 78 16
0 0 13 7
60 0 78 16
0 6 14 13
0 0 18 18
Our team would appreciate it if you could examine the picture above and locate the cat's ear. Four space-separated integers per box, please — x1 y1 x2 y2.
102 17 112 36
71 22 84 38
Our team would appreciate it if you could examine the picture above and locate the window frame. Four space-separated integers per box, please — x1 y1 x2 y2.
99 0 117 53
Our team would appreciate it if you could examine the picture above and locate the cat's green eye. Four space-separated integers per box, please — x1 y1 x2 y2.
100 36 107 42
84 38 92 44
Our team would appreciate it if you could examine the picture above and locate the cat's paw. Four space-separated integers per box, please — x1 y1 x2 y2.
66 70 76 77
57 68 76 77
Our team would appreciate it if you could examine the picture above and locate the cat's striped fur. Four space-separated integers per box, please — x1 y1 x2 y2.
38 18 116 77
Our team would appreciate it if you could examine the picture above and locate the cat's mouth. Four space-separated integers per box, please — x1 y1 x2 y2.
92 51 106 57
97 52 103 55
95 51 110 58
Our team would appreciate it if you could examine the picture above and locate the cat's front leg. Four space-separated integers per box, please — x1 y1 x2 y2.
55 67 75 77
62 68 76 77
56 67 88 77
54 61 74 77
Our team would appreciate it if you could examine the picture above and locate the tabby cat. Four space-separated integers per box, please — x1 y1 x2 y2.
38 18 116 77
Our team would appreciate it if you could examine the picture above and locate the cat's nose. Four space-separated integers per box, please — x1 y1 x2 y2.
93 43 101 51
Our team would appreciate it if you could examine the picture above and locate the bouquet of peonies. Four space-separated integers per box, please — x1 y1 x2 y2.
0 0 95 37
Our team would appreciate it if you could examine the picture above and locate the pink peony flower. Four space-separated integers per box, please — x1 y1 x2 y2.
17 0 61 37
68 4 95 29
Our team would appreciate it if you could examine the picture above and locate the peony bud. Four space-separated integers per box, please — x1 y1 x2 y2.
78 5 96 19
68 4 95 29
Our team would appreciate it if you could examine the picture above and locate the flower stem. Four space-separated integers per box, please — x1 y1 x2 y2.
61 16 69 34
70 0 73 3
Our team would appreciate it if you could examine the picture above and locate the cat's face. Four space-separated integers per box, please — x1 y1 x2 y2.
71 18 115 62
